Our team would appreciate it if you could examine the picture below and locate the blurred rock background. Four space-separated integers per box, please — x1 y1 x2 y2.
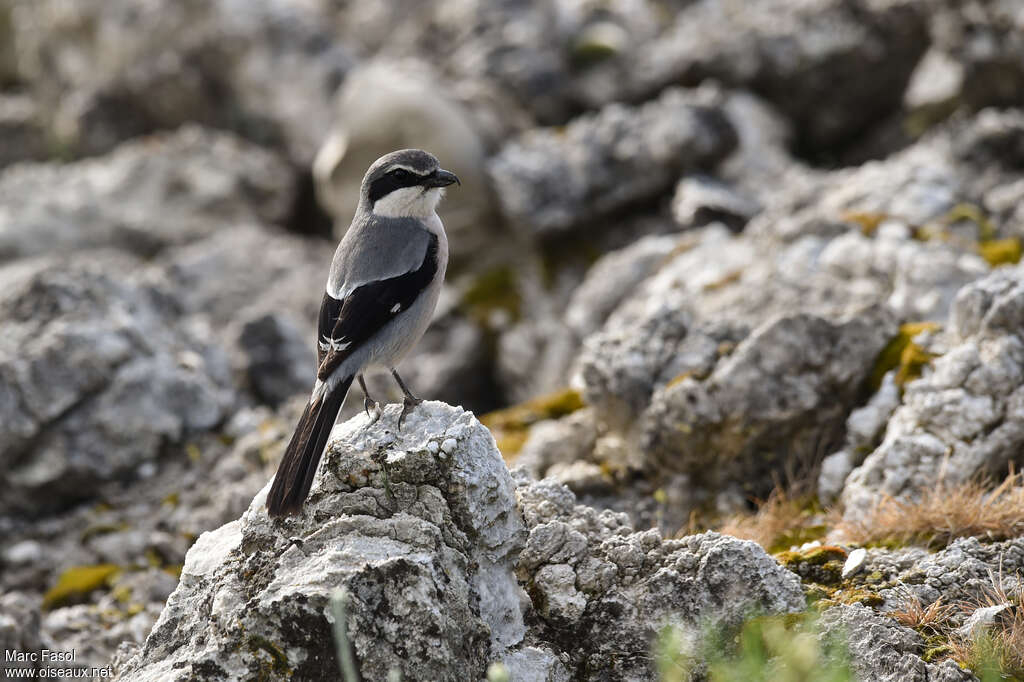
1 0 1024 678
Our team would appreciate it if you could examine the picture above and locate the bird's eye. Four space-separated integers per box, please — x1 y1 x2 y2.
390 168 410 180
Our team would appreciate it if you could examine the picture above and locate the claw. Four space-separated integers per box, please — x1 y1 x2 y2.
358 374 381 425
397 396 423 431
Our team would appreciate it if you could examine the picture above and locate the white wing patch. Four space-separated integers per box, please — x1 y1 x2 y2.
320 336 351 352
390 303 402 313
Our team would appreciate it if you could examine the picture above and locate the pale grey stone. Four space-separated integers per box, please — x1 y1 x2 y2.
842 548 869 580
500 646 570 682
956 603 1014 641
9 0 350 162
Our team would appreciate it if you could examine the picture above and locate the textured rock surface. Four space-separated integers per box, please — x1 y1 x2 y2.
818 372 901 504
924 0 1024 113
0 126 293 263
8 0 349 162
0 254 235 514
819 603 975 682
0 592 41 674
565 234 680 342
0 404 287 672
586 0 929 149
3 3 1024 680
514 478 806 680
488 87 737 237
643 307 897 492
843 266 1024 518
112 405 810 681
114 403 528 681
875 536 1024 612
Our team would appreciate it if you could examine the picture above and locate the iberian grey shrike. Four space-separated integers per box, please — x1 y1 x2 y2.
267 149 458 517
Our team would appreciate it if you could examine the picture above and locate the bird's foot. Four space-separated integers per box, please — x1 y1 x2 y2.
398 395 423 431
364 396 382 424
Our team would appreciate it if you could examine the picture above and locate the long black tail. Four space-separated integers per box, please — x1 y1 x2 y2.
266 375 352 517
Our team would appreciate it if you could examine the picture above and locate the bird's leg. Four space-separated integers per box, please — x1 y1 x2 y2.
391 368 422 430
358 374 381 424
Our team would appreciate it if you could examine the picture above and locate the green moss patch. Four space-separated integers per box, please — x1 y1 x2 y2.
481 388 585 459
841 211 890 236
776 546 847 586
80 522 130 542
870 322 940 391
978 238 1022 267
43 564 121 609
248 635 291 676
461 267 521 325
767 524 829 555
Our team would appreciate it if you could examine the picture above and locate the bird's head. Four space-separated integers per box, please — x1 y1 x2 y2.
360 149 460 218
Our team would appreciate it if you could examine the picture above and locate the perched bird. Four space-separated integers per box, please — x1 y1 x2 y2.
267 149 458 517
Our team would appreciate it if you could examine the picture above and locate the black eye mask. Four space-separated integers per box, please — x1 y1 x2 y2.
368 168 427 204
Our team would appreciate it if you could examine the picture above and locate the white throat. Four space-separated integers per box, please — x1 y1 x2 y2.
372 187 445 218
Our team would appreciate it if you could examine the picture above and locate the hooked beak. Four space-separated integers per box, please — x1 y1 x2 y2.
424 168 460 188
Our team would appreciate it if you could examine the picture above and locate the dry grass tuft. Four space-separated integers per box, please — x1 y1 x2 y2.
715 489 828 554
948 575 1024 681
890 593 957 638
835 472 1024 549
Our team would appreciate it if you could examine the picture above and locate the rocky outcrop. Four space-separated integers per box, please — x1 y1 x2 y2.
4 2 1024 680
0 126 293 263
116 404 807 681
643 307 897 494
874 536 1024 611
819 604 974 682
7 0 349 162
842 266 1024 519
514 478 805 680
585 0 929 150
114 403 527 681
0 253 235 514
912 0 1024 118
488 87 737 238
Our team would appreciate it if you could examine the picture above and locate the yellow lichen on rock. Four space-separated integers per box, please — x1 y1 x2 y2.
841 211 890 236
43 564 121 609
870 322 941 391
978 237 1022 267
481 388 585 460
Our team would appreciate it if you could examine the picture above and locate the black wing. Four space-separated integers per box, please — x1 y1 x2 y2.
316 292 344 368
317 233 438 381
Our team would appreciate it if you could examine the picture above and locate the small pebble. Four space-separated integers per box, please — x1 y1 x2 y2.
842 547 868 579
4 540 43 564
